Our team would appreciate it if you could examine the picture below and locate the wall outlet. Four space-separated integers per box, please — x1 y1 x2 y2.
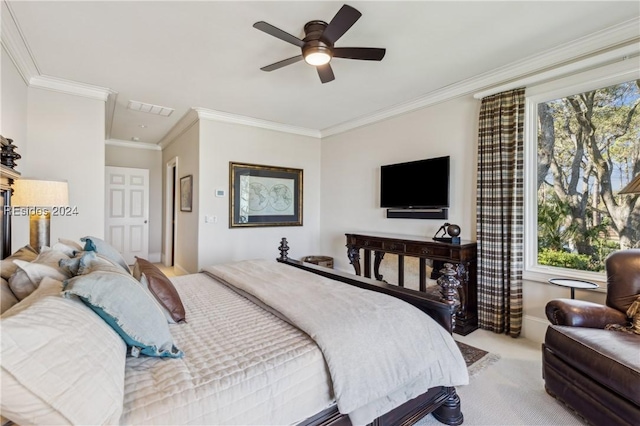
215 189 225 197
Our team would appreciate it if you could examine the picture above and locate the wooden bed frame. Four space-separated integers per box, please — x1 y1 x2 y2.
1 137 20 260
277 239 464 426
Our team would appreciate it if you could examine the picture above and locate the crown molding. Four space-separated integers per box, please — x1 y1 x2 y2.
106 139 161 151
29 75 114 101
193 107 321 139
320 17 640 138
158 108 200 149
1 1 39 84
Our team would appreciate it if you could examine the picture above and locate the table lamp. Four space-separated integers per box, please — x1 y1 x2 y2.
11 179 69 251
619 173 640 195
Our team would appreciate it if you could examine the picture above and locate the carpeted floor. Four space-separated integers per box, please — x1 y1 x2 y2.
415 330 586 425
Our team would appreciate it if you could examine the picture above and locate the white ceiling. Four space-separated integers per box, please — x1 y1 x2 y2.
7 1 640 145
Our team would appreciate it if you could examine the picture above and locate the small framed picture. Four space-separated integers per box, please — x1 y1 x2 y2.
180 175 193 212
229 162 303 228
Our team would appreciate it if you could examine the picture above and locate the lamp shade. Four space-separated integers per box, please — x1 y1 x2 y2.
619 173 640 195
11 179 69 207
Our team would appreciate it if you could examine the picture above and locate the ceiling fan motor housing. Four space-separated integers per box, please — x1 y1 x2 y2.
302 20 333 60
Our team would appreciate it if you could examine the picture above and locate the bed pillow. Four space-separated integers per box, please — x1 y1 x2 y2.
139 273 177 324
133 257 186 323
63 270 183 358
81 236 131 274
0 245 38 280
8 248 71 300
1 277 19 314
52 238 84 257
1 277 126 425
59 250 119 276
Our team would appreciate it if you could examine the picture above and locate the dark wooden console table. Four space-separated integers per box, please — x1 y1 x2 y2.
345 232 478 335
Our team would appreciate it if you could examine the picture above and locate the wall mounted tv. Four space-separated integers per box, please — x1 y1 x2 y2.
380 156 450 210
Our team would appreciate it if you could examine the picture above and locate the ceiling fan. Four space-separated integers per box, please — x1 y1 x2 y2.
253 4 386 84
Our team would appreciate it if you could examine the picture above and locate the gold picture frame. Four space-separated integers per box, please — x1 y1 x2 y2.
229 162 303 228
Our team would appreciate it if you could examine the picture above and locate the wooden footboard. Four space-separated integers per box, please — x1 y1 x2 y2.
277 239 463 425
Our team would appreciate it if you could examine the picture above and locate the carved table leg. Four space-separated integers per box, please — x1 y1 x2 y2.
455 262 469 318
347 245 361 276
373 251 385 281
432 387 463 426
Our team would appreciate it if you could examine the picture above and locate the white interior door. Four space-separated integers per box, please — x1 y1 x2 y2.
105 166 149 265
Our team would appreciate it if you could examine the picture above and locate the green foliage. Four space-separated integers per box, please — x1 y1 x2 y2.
538 249 592 271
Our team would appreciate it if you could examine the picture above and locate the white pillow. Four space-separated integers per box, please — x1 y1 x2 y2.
0 277 127 425
8 248 70 300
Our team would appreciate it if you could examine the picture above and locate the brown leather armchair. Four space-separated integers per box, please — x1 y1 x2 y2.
542 249 640 426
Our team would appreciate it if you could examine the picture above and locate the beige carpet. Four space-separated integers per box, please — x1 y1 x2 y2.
416 330 586 425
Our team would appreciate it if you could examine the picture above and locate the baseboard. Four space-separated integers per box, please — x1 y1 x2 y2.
522 314 550 344
148 252 161 263
174 263 189 276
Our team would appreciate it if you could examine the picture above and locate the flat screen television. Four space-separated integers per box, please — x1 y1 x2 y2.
380 156 450 209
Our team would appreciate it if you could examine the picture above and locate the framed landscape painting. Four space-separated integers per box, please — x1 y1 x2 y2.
229 162 303 228
180 175 193 212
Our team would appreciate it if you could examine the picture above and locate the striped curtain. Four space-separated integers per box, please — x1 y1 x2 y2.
476 88 525 337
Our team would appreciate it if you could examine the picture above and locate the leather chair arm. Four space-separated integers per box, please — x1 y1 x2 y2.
545 298 628 328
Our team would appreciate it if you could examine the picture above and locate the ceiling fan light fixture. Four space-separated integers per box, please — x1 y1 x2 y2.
304 49 331 66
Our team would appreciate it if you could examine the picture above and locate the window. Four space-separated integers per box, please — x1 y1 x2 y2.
525 61 640 283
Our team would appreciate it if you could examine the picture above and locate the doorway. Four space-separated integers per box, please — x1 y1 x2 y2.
164 157 178 267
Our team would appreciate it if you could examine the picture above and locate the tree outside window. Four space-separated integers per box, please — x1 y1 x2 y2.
536 80 639 272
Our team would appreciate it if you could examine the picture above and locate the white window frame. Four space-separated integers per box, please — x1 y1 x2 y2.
523 59 640 287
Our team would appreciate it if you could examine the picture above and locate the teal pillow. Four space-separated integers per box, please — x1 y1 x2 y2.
62 270 183 358
81 236 131 274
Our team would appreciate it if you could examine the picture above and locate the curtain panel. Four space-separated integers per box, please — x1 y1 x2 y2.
476 88 525 337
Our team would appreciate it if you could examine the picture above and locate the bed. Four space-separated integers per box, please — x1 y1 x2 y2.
1 165 468 425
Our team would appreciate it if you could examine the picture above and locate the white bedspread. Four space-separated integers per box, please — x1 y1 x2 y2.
204 260 469 425
120 272 333 425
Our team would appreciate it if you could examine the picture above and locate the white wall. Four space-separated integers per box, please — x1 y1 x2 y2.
105 145 163 261
15 88 106 245
319 94 604 343
320 96 480 271
161 122 199 274
1 48 28 155
198 119 321 269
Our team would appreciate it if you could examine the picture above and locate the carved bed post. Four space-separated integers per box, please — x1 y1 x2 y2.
432 387 463 425
278 237 289 261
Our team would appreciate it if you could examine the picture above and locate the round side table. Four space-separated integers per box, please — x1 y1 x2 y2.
548 278 599 299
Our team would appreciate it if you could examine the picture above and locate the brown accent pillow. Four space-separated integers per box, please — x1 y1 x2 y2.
1 245 38 280
133 257 185 323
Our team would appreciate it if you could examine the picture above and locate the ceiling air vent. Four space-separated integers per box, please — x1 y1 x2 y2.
127 100 174 117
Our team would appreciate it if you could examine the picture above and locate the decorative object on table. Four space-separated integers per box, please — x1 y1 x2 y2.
180 175 192 212
1 136 21 168
618 173 640 194
301 255 334 268
433 222 461 244
11 179 69 252
548 277 599 299
230 162 302 228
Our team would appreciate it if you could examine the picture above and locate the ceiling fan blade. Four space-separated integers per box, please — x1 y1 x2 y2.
253 21 304 48
260 55 304 72
333 47 386 61
321 4 362 45
317 64 335 84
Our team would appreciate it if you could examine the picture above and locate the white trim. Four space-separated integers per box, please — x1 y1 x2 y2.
147 252 161 263
158 109 199 148
523 60 639 287
322 18 639 138
174 263 189 276
521 315 551 344
193 107 321 139
29 75 113 101
105 92 118 140
1 1 39 85
105 139 162 151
